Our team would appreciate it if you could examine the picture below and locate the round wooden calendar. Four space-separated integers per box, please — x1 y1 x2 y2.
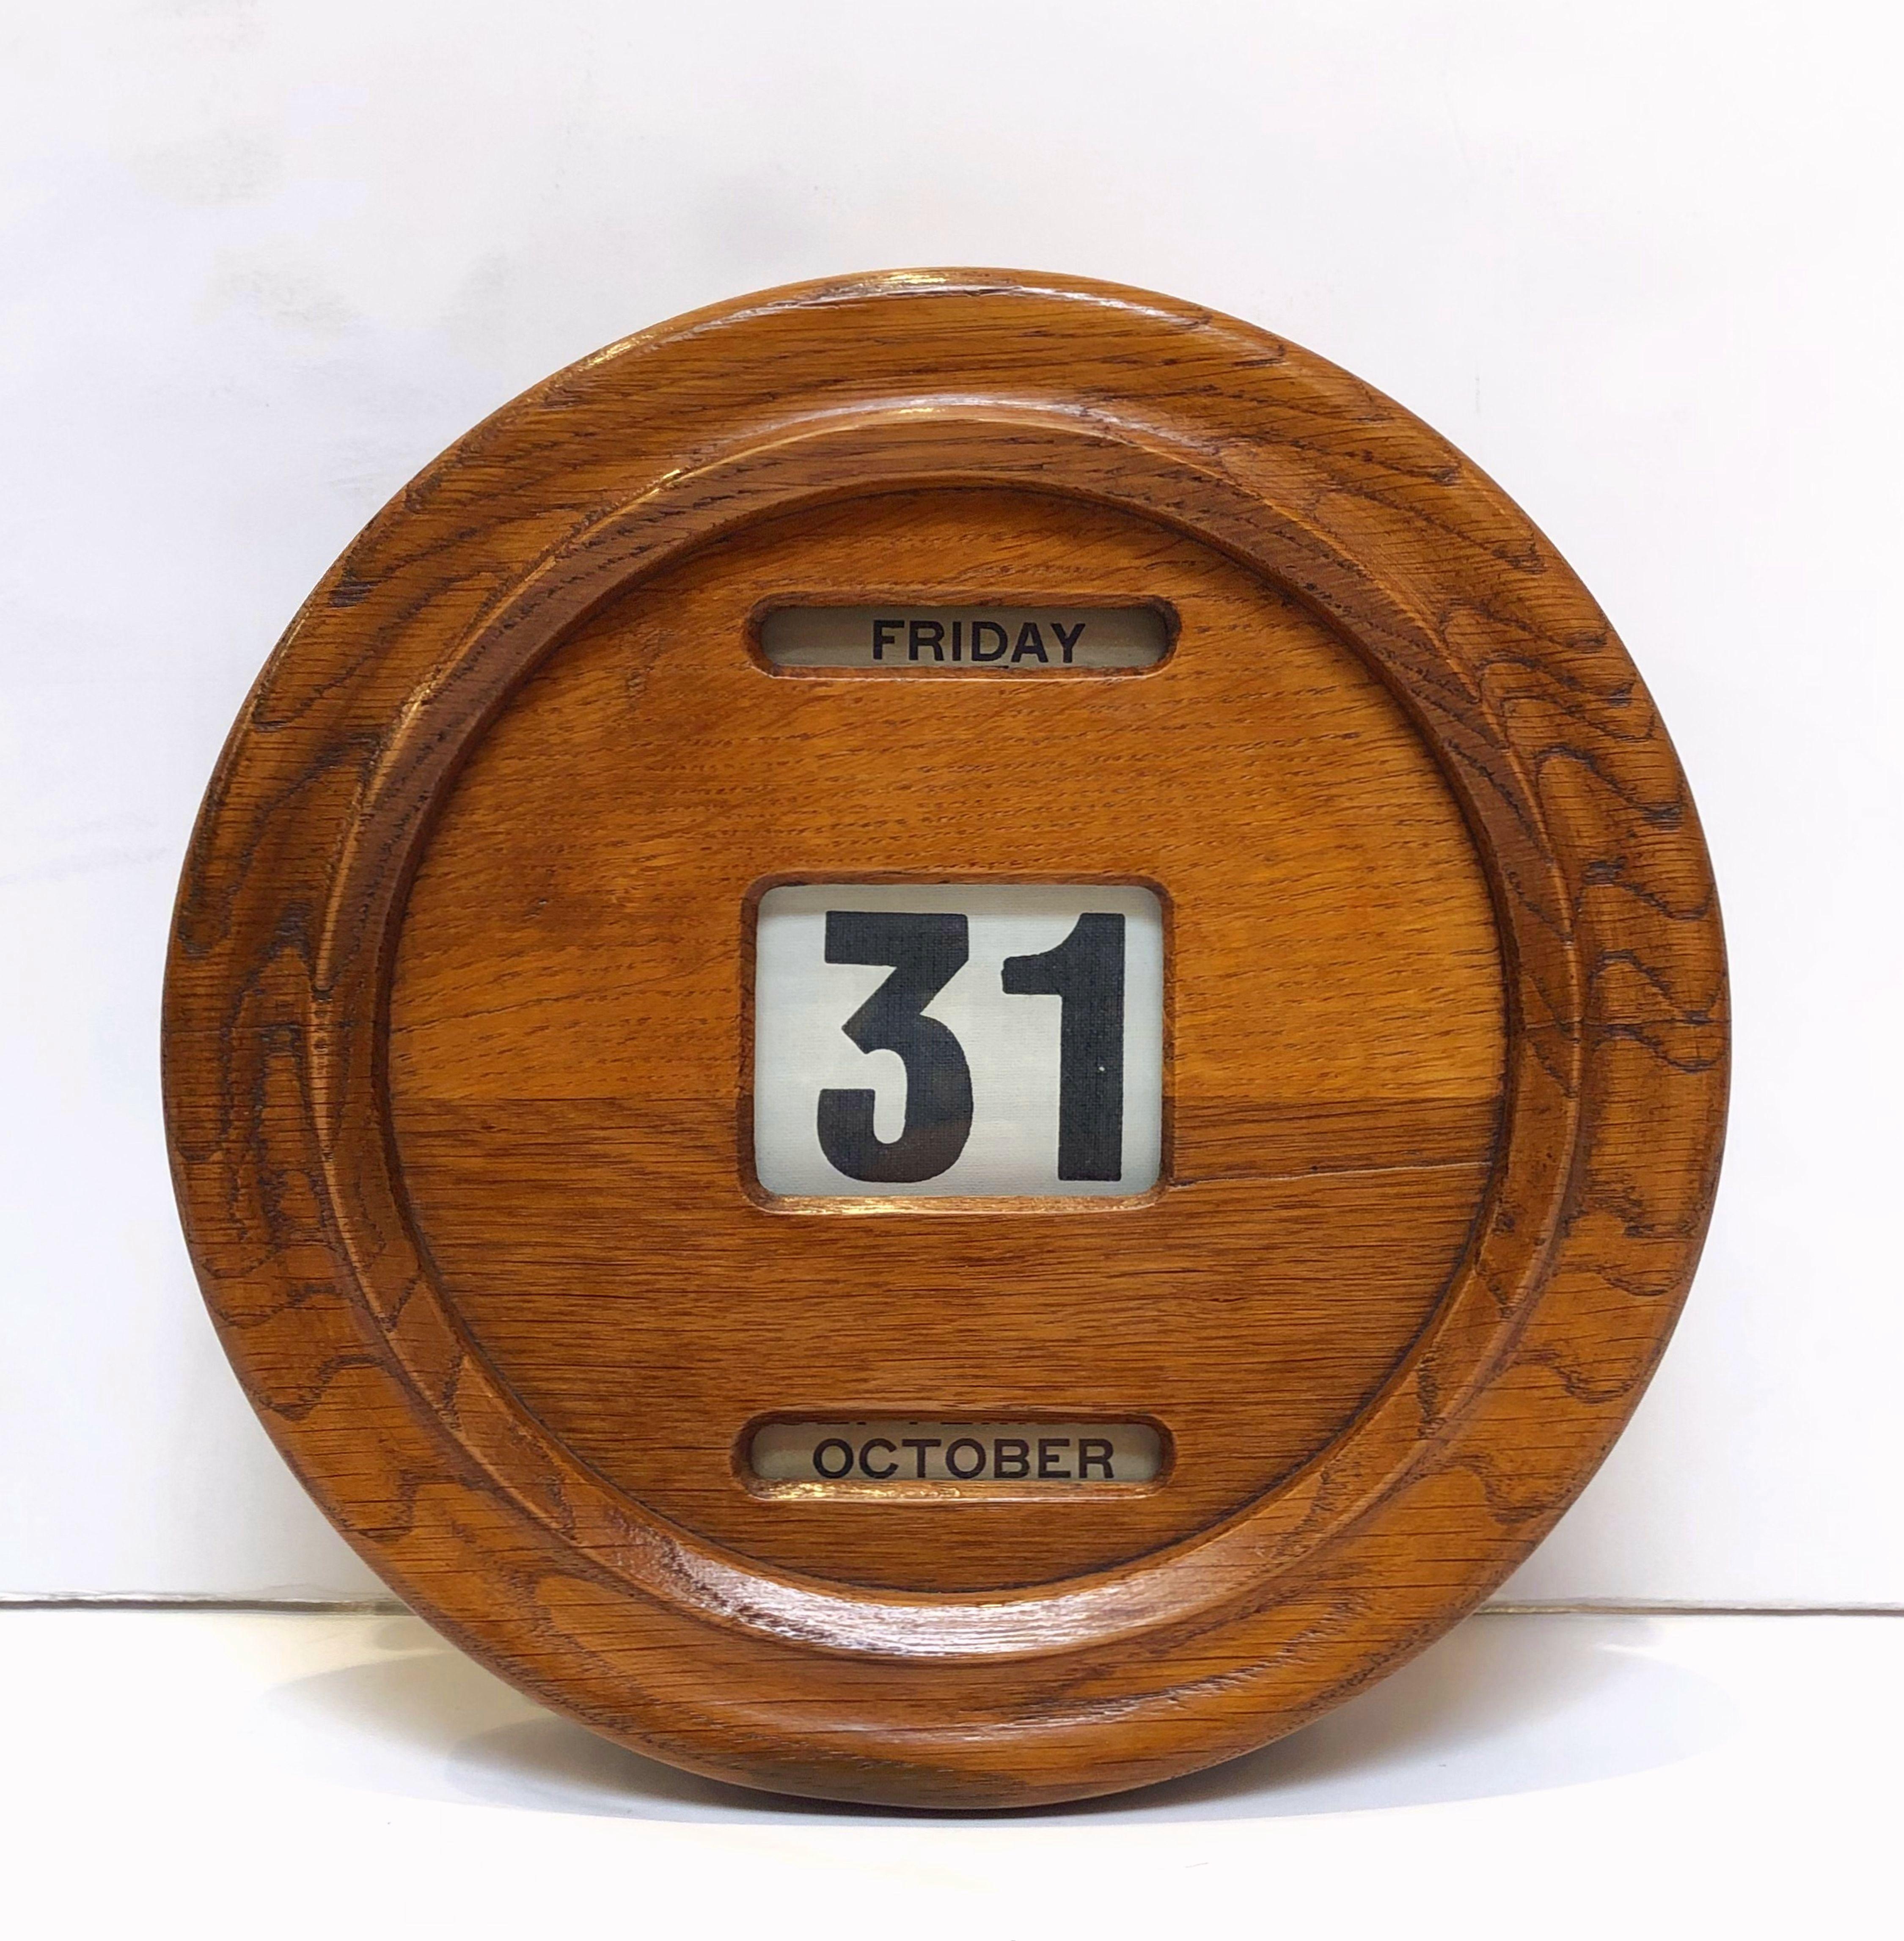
163 270 1728 1807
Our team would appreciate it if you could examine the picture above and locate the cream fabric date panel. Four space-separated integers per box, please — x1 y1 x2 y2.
759 605 1169 668
752 882 1164 1198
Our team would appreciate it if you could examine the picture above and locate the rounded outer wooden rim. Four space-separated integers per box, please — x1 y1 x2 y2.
164 271 1728 1805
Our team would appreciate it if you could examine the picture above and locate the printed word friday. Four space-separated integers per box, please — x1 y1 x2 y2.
871 617 1088 664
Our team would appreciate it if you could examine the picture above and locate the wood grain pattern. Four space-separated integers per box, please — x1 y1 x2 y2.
163 270 1727 1807
389 486 1502 1591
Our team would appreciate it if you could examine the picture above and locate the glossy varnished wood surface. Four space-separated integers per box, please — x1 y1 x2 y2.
164 270 1727 1807
388 486 1504 1592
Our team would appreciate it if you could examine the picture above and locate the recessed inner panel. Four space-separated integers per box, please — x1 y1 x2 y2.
385 485 1507 1595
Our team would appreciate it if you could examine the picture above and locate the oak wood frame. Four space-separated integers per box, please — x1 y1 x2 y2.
163 270 1728 1808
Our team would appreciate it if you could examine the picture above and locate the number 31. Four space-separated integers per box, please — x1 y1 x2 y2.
817 910 1126 1185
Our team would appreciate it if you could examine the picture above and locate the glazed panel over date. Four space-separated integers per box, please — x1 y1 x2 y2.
387 486 1506 1593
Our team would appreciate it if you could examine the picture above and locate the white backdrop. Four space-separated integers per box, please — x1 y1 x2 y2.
3 0 1898 1602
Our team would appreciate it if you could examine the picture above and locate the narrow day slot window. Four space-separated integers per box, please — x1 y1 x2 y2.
758 604 1172 670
